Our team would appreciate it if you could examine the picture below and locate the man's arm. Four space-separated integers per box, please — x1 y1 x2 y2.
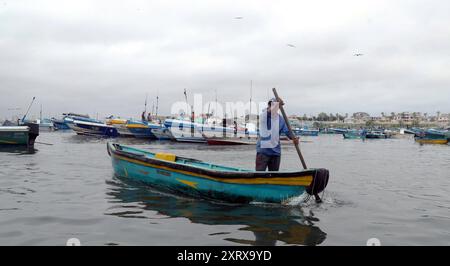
280 116 294 139
280 115 299 144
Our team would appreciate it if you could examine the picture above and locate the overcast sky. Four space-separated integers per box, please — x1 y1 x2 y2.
1 0 449 120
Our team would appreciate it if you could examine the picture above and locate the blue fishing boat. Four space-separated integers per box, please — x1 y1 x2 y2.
163 119 205 142
414 130 448 144
319 128 335 134
51 118 71 130
365 130 389 139
125 120 157 139
404 127 422 135
53 113 101 130
106 118 134 137
72 120 119 137
328 128 348 134
293 128 319 136
203 130 259 145
343 129 366 139
107 119 163 139
36 118 54 131
107 143 329 203
150 126 174 140
427 128 450 141
164 119 235 143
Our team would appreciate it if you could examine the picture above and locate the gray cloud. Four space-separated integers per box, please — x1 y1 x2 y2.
1 0 449 121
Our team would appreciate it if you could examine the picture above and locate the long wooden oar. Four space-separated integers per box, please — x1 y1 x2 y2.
272 88 308 169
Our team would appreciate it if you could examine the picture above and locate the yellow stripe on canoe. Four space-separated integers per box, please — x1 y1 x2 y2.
415 139 448 144
114 154 313 186
0 140 19 144
106 119 127 125
126 124 149 129
176 178 199 189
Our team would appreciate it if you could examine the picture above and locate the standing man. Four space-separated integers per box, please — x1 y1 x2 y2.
256 98 299 171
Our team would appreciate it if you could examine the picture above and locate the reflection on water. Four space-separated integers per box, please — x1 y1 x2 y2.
105 176 327 246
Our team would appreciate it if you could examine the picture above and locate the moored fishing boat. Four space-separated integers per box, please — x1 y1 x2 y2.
343 129 366 139
319 128 336 134
404 127 423 135
106 118 134 137
427 128 450 141
126 121 156 139
165 118 251 143
365 130 389 139
328 128 348 134
202 127 258 145
72 120 119 137
293 127 319 136
107 143 329 203
36 118 54 131
164 119 210 143
414 130 449 144
51 118 71 130
0 123 39 148
53 113 101 130
150 126 174 140
203 135 257 145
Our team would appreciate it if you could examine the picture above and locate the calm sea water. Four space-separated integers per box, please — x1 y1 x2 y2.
0 132 449 245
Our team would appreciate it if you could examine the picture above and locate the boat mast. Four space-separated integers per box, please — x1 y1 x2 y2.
144 93 148 114
21 96 36 123
155 93 159 122
151 102 154 120
250 80 253 116
183 88 189 120
248 80 253 130
215 89 218 123
244 80 253 134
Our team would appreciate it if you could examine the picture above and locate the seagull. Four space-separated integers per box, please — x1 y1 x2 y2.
287 44 296 48
354 53 364 56
234 16 243 19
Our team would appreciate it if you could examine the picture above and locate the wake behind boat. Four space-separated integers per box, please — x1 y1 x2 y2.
107 143 329 204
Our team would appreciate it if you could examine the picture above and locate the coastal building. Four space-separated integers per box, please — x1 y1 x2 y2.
352 112 371 121
437 114 449 123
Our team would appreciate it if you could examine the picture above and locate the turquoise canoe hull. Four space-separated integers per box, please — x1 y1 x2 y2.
343 132 365 139
107 143 329 204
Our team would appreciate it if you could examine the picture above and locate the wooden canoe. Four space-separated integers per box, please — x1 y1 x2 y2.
107 142 329 203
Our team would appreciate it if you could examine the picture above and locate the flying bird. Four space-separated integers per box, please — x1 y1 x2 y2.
354 53 364 56
287 44 296 48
